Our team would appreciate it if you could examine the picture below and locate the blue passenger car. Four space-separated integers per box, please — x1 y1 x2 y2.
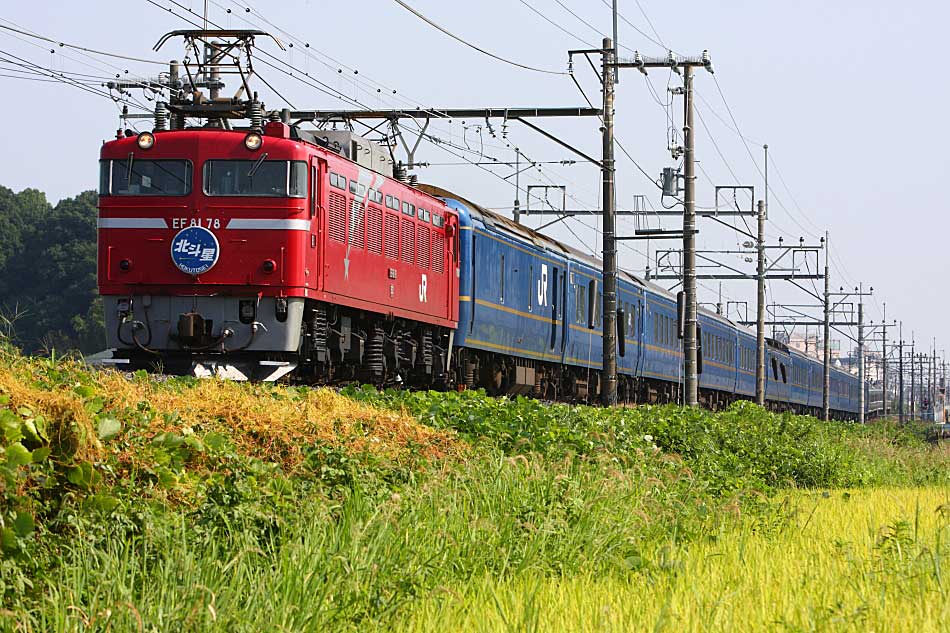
426 184 862 418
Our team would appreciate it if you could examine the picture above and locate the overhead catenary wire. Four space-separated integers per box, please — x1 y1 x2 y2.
701 70 860 289
216 0 617 219
0 70 102 84
220 0 511 147
163 0 729 301
163 0 512 159
0 63 107 84
0 22 166 66
0 47 150 110
146 0 377 110
0 16 164 97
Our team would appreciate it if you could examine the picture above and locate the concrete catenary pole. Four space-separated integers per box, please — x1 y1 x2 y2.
858 294 865 423
898 328 905 423
600 37 618 406
881 303 888 417
911 340 916 420
933 343 937 419
822 231 831 421
682 65 699 407
612 0 619 84
755 199 766 406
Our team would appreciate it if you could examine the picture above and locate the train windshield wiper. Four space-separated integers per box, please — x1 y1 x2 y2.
246 152 269 179
126 152 134 186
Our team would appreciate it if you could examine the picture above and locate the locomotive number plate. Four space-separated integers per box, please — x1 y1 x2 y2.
172 217 221 230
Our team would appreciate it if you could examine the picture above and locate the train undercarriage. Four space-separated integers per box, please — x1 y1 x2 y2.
450 347 857 420
112 299 453 388
108 299 856 420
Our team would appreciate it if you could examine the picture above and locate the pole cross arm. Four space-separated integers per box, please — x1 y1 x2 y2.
650 274 825 280
615 51 714 75
288 107 602 121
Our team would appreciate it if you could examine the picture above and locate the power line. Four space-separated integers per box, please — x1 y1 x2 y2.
552 0 608 40
391 0 567 75
597 0 672 53
517 0 597 48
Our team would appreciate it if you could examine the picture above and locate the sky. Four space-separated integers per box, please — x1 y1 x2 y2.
0 0 946 361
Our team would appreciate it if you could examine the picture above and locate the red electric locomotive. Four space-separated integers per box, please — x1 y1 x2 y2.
99 116 459 382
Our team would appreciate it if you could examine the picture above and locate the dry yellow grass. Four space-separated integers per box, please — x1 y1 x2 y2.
0 357 462 470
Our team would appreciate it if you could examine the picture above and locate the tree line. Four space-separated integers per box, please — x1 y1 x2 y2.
0 186 103 355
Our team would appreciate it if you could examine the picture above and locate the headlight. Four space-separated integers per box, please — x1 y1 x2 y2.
137 131 155 150
244 132 263 151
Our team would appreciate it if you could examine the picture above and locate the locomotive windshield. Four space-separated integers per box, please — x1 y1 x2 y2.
203 160 307 197
99 159 191 196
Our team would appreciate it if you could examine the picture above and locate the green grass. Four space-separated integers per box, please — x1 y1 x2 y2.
2 347 950 631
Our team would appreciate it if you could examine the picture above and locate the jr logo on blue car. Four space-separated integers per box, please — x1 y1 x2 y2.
171 225 219 275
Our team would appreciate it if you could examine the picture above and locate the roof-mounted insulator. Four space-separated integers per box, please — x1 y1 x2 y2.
394 162 408 183
247 99 264 132
154 101 168 131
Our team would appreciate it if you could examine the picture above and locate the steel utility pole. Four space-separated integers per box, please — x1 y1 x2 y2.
822 231 831 421
755 199 766 406
682 64 699 407
601 36 618 405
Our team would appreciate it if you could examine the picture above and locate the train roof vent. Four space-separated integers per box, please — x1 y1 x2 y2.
766 338 790 353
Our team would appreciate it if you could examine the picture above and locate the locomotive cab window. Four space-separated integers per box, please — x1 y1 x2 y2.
100 159 191 196
204 160 307 197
